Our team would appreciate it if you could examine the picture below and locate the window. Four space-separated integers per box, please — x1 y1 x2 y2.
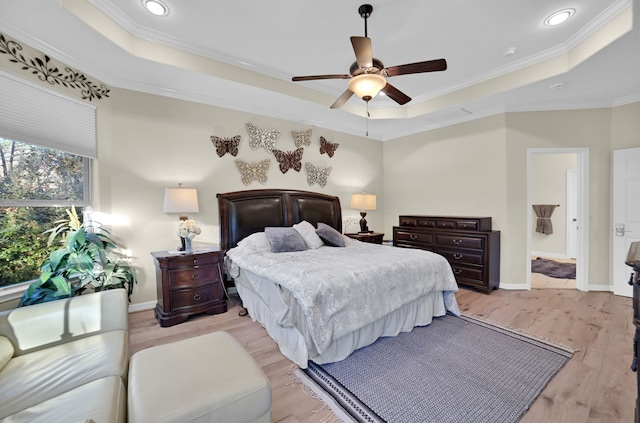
0 71 96 295
0 138 91 288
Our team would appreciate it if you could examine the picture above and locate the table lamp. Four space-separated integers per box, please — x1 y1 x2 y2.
163 183 199 249
350 193 376 233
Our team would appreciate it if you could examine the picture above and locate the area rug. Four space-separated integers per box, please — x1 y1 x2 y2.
298 314 572 423
531 257 576 279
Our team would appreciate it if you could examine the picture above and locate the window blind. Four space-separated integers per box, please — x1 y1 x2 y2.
0 70 97 158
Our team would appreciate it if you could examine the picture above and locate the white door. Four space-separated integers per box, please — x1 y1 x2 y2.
613 147 640 297
567 169 578 259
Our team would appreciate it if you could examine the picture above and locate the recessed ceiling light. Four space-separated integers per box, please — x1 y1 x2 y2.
544 9 575 26
142 0 169 16
549 82 566 90
503 47 517 57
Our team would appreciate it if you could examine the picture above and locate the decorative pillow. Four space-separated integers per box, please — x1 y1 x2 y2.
264 227 307 253
235 232 271 254
293 220 324 249
316 222 346 247
0 336 14 371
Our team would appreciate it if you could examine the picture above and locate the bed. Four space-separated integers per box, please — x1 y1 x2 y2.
217 189 460 368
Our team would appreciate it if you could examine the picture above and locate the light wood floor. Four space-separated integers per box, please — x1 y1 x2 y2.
129 288 636 423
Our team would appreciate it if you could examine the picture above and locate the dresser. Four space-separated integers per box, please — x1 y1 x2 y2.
626 242 640 423
393 216 500 294
152 247 227 327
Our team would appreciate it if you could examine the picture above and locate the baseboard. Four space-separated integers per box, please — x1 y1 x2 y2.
587 284 613 292
128 300 156 313
498 283 528 290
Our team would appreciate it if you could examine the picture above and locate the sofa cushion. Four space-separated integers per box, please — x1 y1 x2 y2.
0 330 129 419
0 336 13 372
0 376 125 423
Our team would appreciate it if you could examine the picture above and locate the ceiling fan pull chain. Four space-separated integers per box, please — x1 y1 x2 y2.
366 102 370 137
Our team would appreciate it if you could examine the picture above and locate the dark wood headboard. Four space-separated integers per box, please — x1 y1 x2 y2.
217 189 343 251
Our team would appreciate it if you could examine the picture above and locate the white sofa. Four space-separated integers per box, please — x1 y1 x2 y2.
0 289 129 422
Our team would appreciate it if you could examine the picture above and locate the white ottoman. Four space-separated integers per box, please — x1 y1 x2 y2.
128 331 271 423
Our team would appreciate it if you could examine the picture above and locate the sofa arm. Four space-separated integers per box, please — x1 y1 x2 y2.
0 289 129 356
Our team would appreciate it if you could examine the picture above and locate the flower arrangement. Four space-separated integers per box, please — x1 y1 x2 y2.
178 219 201 239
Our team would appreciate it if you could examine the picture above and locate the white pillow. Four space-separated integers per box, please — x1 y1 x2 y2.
293 220 324 249
235 232 271 253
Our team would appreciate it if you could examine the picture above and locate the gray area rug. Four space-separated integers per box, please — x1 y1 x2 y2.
302 314 572 423
531 257 576 279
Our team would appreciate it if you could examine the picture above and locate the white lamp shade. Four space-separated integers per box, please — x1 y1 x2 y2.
350 193 377 211
163 187 199 214
348 74 386 100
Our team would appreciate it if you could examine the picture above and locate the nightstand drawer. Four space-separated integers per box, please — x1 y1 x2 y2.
436 234 484 250
169 264 220 289
162 253 221 270
438 248 484 266
170 286 217 311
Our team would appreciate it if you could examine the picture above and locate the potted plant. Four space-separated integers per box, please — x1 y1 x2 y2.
18 207 137 306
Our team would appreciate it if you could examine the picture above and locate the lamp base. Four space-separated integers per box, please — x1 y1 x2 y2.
359 211 371 233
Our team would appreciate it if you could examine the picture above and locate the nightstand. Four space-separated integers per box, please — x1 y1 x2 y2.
345 232 385 244
151 246 227 327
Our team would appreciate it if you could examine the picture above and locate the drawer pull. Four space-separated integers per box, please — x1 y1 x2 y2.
453 269 463 275
193 294 201 301
191 273 200 280
453 239 463 245
453 253 463 260
409 234 418 240
193 259 199 265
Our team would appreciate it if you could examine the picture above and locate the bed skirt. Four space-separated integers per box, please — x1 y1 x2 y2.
234 269 454 368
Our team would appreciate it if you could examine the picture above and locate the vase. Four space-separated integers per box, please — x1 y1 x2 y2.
183 237 192 253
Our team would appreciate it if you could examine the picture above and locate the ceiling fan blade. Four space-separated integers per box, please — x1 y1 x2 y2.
330 89 354 109
381 83 411 105
384 58 447 77
292 74 351 82
350 36 373 68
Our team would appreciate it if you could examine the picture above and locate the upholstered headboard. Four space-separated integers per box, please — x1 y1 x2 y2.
217 189 343 251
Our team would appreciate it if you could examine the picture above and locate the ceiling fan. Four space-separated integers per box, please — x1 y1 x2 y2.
291 4 447 109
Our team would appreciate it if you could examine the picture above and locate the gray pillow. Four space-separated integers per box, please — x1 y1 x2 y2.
316 222 346 247
264 227 307 253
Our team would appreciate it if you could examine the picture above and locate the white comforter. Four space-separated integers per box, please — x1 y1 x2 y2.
226 233 459 356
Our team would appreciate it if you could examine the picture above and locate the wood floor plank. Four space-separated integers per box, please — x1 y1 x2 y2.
129 288 636 422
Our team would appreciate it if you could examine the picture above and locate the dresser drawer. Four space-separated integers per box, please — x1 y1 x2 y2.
450 265 484 287
169 264 220 289
438 248 484 266
170 286 217 311
394 230 434 245
436 234 484 250
161 253 221 270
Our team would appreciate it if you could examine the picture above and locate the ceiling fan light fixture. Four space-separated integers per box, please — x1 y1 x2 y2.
142 0 169 16
544 8 575 26
348 74 386 101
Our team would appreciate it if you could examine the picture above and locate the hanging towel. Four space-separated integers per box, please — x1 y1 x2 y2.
532 204 557 235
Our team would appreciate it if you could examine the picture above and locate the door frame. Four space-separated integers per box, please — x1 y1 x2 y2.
567 168 578 259
526 148 589 291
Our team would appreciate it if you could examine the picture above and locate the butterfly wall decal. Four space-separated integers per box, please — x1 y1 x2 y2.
319 136 339 158
246 122 280 154
291 129 312 148
273 148 303 174
210 135 240 157
234 159 270 186
305 162 332 188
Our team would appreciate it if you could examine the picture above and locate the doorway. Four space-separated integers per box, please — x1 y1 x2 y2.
527 148 589 291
